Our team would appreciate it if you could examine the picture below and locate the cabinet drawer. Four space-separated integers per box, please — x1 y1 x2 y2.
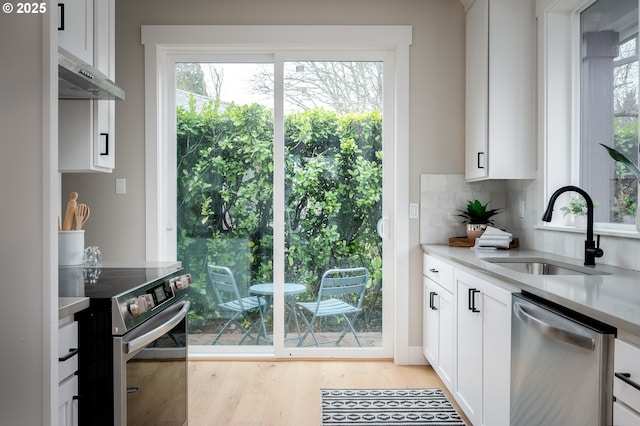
614 401 640 426
615 339 640 412
58 320 78 382
423 255 454 292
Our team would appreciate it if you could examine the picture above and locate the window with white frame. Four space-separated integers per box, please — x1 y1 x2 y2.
579 0 639 225
541 0 640 233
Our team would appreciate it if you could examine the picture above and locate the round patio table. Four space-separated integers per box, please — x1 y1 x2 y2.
249 283 306 344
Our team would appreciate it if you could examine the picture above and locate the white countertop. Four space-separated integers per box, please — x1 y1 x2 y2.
422 244 640 336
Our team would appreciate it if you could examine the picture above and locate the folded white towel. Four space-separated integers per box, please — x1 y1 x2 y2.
475 226 513 249
480 226 513 237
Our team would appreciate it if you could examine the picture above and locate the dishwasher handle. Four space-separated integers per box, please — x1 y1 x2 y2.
513 301 595 351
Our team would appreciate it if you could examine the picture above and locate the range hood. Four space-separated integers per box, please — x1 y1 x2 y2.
58 47 125 101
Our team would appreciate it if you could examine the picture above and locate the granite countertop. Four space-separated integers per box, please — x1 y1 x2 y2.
422 244 640 336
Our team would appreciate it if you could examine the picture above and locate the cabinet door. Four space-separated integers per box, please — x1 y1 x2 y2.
58 0 93 65
93 0 114 77
481 283 511 426
58 375 78 426
423 278 439 365
614 401 640 426
437 285 455 391
465 0 489 180
93 100 115 169
455 276 482 425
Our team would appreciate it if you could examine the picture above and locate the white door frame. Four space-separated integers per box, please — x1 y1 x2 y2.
142 25 412 363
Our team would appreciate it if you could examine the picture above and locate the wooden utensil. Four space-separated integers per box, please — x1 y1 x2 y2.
74 203 90 230
62 192 78 231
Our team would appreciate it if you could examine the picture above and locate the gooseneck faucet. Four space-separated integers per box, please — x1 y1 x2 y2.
541 185 604 266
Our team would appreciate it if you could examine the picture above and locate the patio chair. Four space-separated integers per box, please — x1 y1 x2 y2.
296 267 369 347
208 265 266 345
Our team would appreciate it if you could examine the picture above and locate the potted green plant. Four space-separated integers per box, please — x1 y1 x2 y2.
601 143 640 231
560 195 598 228
455 200 502 239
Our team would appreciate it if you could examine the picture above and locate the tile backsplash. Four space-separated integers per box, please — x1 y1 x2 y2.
420 174 508 244
420 173 640 271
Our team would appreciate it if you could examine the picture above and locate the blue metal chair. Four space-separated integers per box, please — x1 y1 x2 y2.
296 267 369 347
208 265 266 345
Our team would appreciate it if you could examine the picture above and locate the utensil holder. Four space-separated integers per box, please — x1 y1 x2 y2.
59 230 85 266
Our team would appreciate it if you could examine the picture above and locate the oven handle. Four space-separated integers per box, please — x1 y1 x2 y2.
124 300 190 354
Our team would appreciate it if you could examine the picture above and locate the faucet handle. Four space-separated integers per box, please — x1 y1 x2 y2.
594 235 603 258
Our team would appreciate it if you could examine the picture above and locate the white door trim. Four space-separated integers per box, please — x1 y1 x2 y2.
142 25 412 363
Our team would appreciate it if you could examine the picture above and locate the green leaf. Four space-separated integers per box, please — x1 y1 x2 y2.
600 144 640 182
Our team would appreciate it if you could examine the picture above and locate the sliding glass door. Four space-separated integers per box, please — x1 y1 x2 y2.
282 60 383 349
174 54 389 356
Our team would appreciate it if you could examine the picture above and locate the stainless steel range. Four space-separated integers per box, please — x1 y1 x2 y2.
60 266 191 426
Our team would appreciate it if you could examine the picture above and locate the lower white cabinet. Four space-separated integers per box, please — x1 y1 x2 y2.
58 316 79 426
58 375 79 426
454 268 511 426
423 254 512 426
423 276 454 390
614 339 640 425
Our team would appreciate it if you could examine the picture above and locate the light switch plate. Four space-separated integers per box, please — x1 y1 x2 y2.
409 203 419 219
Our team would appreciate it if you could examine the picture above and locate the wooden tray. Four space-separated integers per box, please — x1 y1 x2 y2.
448 236 519 248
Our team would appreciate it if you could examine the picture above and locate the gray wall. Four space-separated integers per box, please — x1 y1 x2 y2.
0 5 57 424
63 0 466 351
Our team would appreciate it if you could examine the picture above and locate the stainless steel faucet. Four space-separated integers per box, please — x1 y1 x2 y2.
541 185 604 266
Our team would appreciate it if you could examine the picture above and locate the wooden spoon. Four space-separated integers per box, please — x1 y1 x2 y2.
62 192 78 231
74 203 90 230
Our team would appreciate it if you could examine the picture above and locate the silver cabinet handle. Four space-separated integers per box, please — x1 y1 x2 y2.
513 302 595 351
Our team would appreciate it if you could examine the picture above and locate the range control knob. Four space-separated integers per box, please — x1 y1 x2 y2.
128 294 154 316
173 274 192 290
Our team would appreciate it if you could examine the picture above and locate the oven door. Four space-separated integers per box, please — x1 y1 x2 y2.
114 298 189 426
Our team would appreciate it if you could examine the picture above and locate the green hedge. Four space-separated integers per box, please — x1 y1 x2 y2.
177 96 383 331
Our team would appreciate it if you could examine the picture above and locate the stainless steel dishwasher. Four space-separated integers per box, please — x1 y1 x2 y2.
511 293 615 426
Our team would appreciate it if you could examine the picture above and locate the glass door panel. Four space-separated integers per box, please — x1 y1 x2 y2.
282 61 384 349
176 62 275 347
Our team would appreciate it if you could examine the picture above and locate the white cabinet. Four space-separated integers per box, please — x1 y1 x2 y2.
614 339 640 425
422 253 512 425
59 0 116 173
464 0 535 181
59 99 114 172
58 0 93 65
423 255 455 390
58 316 79 426
454 267 511 426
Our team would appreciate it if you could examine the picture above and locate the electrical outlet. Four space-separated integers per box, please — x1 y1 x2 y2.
518 200 525 218
116 178 126 194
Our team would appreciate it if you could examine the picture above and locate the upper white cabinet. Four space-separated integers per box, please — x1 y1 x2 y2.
58 0 93 65
465 0 535 181
59 0 116 173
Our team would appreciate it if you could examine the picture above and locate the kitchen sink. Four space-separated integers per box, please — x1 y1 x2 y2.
483 257 610 276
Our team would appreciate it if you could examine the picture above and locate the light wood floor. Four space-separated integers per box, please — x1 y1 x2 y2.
188 360 470 425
